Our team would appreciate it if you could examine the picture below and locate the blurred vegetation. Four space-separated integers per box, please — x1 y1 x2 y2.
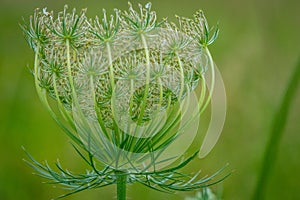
0 0 299 200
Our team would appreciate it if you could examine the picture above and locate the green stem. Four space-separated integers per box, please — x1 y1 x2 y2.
66 39 76 99
200 47 215 114
106 42 115 90
33 44 41 95
175 52 185 101
116 171 127 200
137 34 151 125
252 57 300 200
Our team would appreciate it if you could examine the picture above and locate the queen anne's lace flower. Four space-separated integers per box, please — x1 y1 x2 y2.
22 3 227 199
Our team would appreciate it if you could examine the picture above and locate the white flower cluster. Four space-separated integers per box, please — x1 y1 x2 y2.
22 2 219 170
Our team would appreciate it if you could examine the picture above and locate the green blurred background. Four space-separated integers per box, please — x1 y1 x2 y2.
0 0 299 199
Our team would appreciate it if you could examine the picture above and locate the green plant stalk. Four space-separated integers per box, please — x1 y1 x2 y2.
175 52 185 100
200 47 215 114
253 57 300 200
136 34 151 126
116 171 127 200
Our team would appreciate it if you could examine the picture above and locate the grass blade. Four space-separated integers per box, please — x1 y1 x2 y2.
253 57 300 200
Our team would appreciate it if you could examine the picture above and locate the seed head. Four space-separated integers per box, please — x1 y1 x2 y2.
22 2 225 187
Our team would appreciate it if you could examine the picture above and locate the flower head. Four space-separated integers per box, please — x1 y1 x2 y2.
22 3 228 198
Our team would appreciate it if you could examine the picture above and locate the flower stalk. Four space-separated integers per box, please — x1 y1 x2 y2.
116 171 127 200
